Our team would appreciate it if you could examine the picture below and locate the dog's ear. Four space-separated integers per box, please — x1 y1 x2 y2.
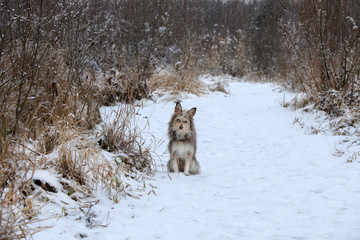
174 101 182 114
187 107 196 117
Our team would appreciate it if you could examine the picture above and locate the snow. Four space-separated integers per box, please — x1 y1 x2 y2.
33 78 360 240
30 169 63 192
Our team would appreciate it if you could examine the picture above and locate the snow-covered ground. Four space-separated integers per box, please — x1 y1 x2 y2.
34 78 360 240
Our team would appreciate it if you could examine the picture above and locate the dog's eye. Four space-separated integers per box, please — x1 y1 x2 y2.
176 119 181 123
183 120 188 123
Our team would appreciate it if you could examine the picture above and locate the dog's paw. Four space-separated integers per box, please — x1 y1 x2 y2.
184 172 190 176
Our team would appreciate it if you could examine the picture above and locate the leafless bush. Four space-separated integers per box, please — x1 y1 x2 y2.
281 0 360 115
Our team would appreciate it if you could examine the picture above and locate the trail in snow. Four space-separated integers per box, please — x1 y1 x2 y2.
35 81 360 240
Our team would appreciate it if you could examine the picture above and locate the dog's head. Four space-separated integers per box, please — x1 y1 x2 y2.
169 101 196 140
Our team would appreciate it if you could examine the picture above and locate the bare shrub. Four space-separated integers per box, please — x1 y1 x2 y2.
281 0 360 115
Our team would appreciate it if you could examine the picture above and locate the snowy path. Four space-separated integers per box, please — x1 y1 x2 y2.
35 81 360 240
99 82 360 240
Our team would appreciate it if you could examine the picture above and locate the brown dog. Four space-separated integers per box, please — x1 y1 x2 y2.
167 102 200 175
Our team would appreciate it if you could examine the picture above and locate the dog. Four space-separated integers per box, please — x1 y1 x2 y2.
167 101 200 175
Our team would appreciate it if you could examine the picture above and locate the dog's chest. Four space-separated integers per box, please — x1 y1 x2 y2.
171 141 194 157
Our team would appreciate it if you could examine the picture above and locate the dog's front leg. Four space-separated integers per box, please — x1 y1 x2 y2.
172 157 180 173
184 154 191 176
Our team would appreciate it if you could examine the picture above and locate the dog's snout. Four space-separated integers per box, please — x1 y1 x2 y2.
179 125 183 130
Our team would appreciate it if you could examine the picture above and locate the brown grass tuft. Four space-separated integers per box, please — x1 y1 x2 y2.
148 69 205 97
99 104 153 173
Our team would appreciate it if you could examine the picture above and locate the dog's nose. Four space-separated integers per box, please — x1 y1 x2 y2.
179 125 183 130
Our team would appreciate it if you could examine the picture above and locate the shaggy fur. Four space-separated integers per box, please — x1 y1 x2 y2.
167 101 200 175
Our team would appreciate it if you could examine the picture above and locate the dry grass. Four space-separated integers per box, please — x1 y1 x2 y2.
0 48 153 238
99 104 153 173
57 140 89 188
148 69 205 98
0 140 43 239
281 94 313 111
41 121 153 203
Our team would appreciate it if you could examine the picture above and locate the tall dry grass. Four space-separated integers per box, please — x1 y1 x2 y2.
0 140 42 239
99 104 153 173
